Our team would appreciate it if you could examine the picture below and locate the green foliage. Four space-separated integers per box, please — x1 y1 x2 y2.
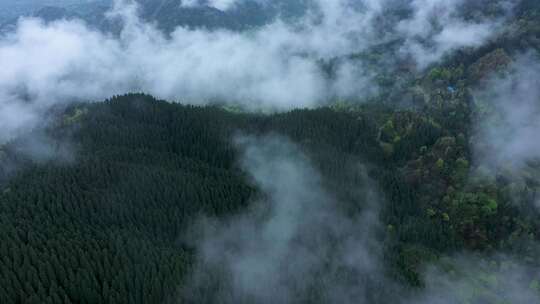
0 94 385 303
1 1 540 303
0 94 384 303
423 256 540 304
63 107 88 125
1 91 538 303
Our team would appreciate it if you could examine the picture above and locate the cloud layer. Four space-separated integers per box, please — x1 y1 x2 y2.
397 0 507 68
0 0 509 142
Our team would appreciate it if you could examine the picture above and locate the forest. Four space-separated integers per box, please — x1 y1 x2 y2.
1 85 539 303
1 0 540 303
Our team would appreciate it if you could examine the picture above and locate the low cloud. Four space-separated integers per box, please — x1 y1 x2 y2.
180 0 241 11
180 134 540 303
472 53 540 172
397 0 509 68
0 0 511 144
414 255 540 304
181 134 391 303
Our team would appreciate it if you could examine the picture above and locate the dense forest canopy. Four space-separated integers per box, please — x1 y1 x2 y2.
1 0 540 303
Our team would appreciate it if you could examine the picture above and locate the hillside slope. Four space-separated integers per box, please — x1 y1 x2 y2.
0 93 539 303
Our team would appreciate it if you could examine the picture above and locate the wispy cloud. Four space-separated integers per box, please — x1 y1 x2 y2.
180 0 241 11
181 134 540 303
472 53 540 171
181 134 390 303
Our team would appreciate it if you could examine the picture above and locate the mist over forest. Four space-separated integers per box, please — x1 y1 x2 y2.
0 1 540 303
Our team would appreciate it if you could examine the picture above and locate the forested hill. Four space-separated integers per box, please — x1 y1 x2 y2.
1 93 539 303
